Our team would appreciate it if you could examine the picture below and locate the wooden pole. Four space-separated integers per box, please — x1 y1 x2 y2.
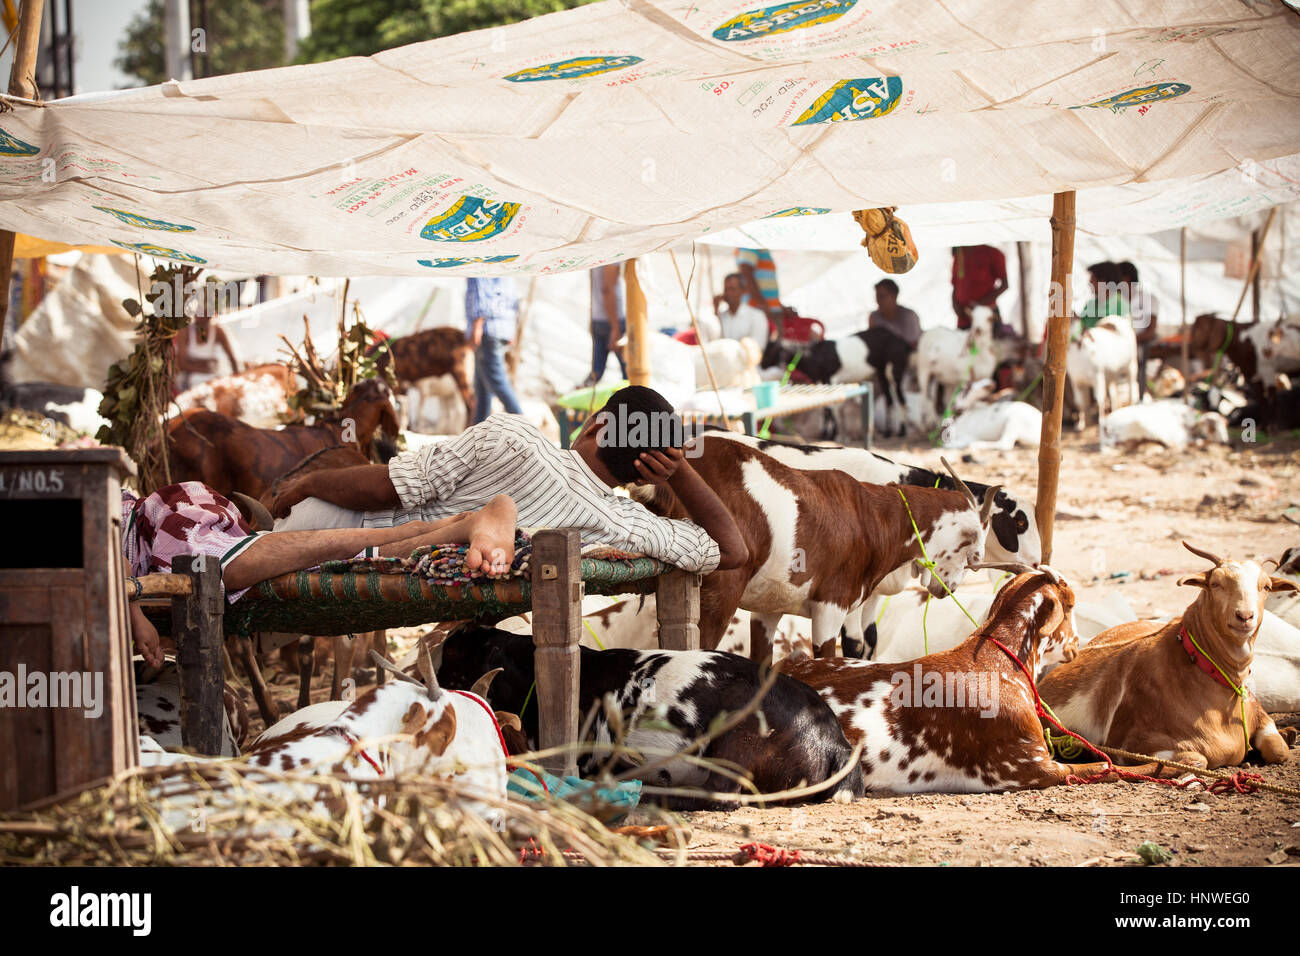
1180 227 1189 402
171 555 226 756
530 529 581 776
1034 191 1076 565
0 0 46 344
1016 240 1031 339
1229 206 1276 324
624 259 650 386
1251 228 1261 323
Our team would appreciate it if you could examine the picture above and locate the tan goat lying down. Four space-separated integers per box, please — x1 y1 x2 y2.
1041 542 1298 770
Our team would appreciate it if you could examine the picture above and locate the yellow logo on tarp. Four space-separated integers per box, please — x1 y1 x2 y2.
94 206 195 232
713 0 856 41
504 55 643 83
766 206 831 217
418 255 519 268
421 197 521 243
110 240 207 264
0 127 39 156
1073 82 1190 113
792 77 902 126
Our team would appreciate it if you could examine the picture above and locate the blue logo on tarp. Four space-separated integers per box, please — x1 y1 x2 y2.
792 77 903 126
418 255 520 268
766 206 831 217
420 197 521 242
0 127 39 156
94 206 196 232
1073 82 1190 113
504 55 643 83
110 240 207 263
713 0 856 41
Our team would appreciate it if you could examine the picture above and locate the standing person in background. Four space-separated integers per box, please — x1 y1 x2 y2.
867 278 921 350
584 263 626 387
706 272 770 345
951 245 1008 331
466 276 523 425
1117 260 1159 398
735 248 784 337
1076 260 1128 334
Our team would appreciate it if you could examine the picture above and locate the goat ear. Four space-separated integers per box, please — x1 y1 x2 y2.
400 702 428 738
1036 593 1065 640
1177 572 1209 590
1267 575 1299 594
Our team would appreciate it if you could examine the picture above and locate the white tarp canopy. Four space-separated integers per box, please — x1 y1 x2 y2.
0 1 1298 276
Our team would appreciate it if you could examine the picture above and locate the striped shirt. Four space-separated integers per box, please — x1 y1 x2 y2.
368 414 721 573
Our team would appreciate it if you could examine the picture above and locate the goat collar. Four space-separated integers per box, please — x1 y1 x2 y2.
1176 625 1247 690
339 729 385 776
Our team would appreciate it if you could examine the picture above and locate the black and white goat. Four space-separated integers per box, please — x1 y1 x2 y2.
429 625 865 809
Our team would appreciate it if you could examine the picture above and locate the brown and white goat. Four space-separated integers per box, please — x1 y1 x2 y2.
782 569 1169 792
635 435 995 660
1040 542 1297 770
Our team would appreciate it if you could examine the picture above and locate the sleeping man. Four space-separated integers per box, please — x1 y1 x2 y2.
268 384 747 575
125 385 745 666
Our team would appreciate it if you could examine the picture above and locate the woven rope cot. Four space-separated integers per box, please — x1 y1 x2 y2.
223 555 669 637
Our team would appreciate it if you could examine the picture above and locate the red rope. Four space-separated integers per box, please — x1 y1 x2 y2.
340 730 384 776
983 637 1250 792
739 842 803 867
452 688 548 795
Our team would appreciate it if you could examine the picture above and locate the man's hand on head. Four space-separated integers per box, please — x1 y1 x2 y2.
270 475 311 519
632 447 684 486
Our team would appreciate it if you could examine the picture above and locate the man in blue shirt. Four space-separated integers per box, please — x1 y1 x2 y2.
465 277 524 425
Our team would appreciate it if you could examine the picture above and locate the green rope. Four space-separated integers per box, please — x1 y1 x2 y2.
1185 627 1250 755
759 348 803 439
895 488 979 629
1208 319 1235 384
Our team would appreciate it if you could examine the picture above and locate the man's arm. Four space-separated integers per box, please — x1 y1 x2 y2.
271 463 400 518
636 449 748 570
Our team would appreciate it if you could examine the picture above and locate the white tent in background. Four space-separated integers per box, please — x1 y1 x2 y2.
0 1 1297 277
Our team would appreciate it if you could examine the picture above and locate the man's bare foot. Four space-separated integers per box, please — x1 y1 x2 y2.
464 495 518 576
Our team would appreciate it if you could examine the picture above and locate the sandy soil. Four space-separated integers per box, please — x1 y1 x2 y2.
246 427 1300 867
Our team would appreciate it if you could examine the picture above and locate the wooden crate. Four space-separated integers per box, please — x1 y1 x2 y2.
0 448 138 810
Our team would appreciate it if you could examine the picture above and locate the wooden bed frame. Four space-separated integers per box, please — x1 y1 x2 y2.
131 529 701 774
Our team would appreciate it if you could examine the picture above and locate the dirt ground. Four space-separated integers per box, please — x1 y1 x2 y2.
249 426 1300 867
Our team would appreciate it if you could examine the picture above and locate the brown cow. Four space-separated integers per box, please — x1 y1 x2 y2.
166 378 399 501
378 327 474 426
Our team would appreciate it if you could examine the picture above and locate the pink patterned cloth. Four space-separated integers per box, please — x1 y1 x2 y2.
121 482 262 603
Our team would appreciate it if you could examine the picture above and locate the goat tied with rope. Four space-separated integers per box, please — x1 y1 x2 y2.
1040 542 1298 771
781 568 1174 792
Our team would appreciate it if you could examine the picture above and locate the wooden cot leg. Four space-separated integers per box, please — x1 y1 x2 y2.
655 570 701 651
172 555 225 756
531 529 582 777
372 630 388 687
296 636 315 710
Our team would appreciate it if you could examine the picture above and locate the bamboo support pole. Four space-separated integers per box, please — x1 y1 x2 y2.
624 259 650 387
1229 206 1276 324
1180 227 1188 402
1034 191 1076 565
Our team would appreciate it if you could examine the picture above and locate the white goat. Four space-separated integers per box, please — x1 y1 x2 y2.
1100 399 1229 450
915 308 997 427
940 379 1041 451
1067 316 1138 432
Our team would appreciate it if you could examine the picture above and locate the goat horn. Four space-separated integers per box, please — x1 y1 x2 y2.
470 667 503 700
970 562 1035 575
231 492 274 532
1036 564 1061 584
1283 512 1300 527
939 456 978 510
1181 540 1225 567
979 485 1002 528
368 651 422 687
417 641 442 697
